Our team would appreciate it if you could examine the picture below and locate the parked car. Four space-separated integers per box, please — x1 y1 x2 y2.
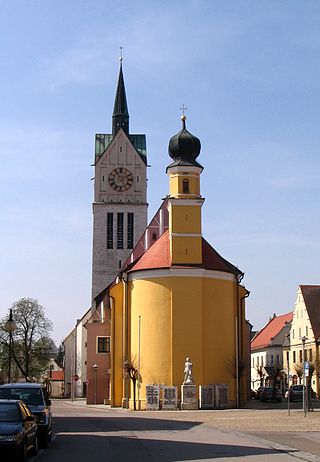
0 383 52 448
260 387 282 402
285 384 307 402
0 399 38 461
254 386 265 400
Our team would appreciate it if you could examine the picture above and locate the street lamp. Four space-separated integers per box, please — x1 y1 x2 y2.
5 309 16 383
93 364 98 405
5 310 16 383
300 336 308 418
285 333 290 416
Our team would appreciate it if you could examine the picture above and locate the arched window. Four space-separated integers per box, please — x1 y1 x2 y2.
182 179 189 194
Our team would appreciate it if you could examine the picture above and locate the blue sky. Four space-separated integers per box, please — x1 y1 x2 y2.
1 1 319 344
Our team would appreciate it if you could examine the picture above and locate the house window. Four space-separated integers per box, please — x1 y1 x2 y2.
182 179 189 194
97 336 110 353
299 327 301 338
292 329 295 339
257 357 259 366
293 351 296 363
252 357 255 367
107 213 113 249
286 351 289 364
309 349 312 361
117 213 124 249
270 355 274 365
127 213 134 249
299 350 302 362
276 354 280 365
261 356 264 367
306 326 308 336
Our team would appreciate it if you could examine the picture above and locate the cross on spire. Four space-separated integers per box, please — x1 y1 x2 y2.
179 104 188 117
120 46 124 62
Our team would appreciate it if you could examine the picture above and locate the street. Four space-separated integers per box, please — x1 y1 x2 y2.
30 400 320 462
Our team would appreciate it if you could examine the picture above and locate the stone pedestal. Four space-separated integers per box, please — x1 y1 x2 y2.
199 385 215 409
181 384 197 410
146 385 160 410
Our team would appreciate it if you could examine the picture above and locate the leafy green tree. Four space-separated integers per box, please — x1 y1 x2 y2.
0 298 53 381
55 343 64 368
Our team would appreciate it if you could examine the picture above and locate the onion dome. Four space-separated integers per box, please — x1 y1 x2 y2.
167 115 202 169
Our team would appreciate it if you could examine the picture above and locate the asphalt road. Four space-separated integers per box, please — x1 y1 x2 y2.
30 400 320 462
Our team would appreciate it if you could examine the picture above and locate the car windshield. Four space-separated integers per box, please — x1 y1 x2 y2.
0 403 20 422
0 387 44 405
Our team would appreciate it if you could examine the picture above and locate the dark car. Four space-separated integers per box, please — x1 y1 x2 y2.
285 384 304 401
0 399 38 461
0 383 52 448
254 386 265 400
260 387 282 402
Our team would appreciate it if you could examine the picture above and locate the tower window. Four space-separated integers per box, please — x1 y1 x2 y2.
127 213 134 249
183 179 189 194
117 213 124 249
107 213 113 249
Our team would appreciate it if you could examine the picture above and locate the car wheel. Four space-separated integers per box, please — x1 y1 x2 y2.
30 435 38 456
18 440 27 462
40 431 49 449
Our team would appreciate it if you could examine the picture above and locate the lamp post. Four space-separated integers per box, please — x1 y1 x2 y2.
93 364 98 405
5 309 16 383
300 336 308 418
285 333 290 416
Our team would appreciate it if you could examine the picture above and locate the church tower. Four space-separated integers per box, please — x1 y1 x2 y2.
91 58 148 302
166 114 204 265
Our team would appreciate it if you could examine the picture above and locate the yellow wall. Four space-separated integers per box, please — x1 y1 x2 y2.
123 272 241 408
170 235 202 264
170 205 202 234
109 282 124 407
169 174 200 197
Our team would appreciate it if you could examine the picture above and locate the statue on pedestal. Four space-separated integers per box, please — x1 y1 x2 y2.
183 357 194 385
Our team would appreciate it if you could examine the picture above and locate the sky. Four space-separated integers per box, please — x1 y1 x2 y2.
1 0 320 345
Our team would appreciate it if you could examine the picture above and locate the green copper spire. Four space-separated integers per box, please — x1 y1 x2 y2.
112 58 129 136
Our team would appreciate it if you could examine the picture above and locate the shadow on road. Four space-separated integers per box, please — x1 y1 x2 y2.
53 415 202 432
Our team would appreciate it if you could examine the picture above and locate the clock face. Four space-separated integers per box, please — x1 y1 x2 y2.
108 168 133 192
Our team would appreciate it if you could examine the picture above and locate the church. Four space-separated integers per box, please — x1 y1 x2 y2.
85 59 250 408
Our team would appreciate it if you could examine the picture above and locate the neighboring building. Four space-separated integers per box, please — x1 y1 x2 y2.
96 115 250 408
91 58 148 302
251 312 293 391
285 285 320 396
45 359 64 398
62 308 91 398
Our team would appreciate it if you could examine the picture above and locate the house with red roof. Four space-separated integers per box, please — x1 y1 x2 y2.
251 312 293 391
287 285 320 395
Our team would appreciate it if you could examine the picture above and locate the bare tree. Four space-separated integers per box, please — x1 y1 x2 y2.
256 366 265 387
123 358 139 410
293 362 303 381
0 298 53 381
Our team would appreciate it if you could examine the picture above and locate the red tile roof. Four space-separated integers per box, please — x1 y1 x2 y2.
129 230 242 276
251 312 293 350
300 285 320 341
